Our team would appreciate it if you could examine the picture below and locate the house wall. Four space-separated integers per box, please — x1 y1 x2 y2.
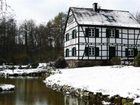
64 10 79 60
64 25 140 67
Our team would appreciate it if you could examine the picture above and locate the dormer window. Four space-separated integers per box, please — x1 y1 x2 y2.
103 14 116 22
107 16 115 22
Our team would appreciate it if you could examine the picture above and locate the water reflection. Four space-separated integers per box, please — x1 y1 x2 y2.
64 95 91 105
0 77 97 105
0 77 64 105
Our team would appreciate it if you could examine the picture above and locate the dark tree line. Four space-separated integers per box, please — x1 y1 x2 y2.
0 12 66 64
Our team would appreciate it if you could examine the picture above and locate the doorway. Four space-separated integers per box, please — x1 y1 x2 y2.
109 47 116 59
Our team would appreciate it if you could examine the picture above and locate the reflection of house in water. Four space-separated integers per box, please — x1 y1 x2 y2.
64 95 88 105
64 96 78 105
64 95 104 105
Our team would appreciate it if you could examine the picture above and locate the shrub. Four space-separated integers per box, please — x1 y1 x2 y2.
134 53 140 67
31 62 39 68
111 57 121 65
54 56 68 68
0 58 6 65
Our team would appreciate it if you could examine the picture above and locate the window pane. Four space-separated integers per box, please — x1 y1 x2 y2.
66 49 69 57
88 47 95 56
66 33 69 41
72 30 77 39
72 47 76 56
128 49 134 56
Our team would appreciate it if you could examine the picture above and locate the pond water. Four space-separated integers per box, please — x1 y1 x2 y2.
0 77 92 105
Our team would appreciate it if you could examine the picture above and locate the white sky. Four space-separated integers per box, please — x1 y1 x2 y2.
6 0 140 25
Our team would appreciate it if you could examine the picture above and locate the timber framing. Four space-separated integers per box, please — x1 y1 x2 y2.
64 3 140 67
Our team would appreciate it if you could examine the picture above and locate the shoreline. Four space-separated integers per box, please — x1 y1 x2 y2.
45 81 134 105
44 66 140 104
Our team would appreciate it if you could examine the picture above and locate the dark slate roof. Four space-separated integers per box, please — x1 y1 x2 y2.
71 7 140 28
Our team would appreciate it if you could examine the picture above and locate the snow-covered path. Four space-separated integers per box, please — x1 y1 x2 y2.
44 66 140 103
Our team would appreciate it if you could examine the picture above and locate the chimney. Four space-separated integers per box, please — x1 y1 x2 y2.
93 3 98 12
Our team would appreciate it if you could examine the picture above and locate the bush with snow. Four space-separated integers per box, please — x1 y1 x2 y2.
31 62 39 68
111 57 121 65
54 56 68 68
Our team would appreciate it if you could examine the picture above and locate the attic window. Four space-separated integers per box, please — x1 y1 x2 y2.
103 14 116 22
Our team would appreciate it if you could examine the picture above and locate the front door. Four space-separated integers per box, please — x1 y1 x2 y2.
109 47 116 59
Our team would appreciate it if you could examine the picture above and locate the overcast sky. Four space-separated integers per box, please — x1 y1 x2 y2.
6 0 140 25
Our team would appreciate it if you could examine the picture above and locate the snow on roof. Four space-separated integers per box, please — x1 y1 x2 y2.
71 7 140 28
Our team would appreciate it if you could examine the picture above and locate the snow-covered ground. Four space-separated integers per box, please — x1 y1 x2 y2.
0 84 15 91
0 68 48 76
0 63 49 76
44 66 140 103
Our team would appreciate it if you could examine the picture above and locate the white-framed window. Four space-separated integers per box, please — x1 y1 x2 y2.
125 48 138 57
66 33 69 41
128 49 134 56
85 47 99 56
89 47 95 56
72 29 77 39
110 29 115 38
88 28 95 37
72 47 76 56
106 28 119 38
85 28 99 37
66 49 69 57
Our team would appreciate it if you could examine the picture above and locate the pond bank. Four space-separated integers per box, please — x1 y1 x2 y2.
45 82 134 105
44 66 140 104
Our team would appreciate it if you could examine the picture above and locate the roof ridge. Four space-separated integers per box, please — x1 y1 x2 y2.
70 7 129 12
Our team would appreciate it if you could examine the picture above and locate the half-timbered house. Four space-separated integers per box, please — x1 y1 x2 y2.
64 3 140 67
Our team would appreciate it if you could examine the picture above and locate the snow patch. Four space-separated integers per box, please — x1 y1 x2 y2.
0 84 15 91
44 66 140 103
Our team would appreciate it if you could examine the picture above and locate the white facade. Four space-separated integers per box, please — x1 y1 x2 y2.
64 5 140 64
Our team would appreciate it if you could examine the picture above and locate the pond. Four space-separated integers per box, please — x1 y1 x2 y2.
0 77 91 105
